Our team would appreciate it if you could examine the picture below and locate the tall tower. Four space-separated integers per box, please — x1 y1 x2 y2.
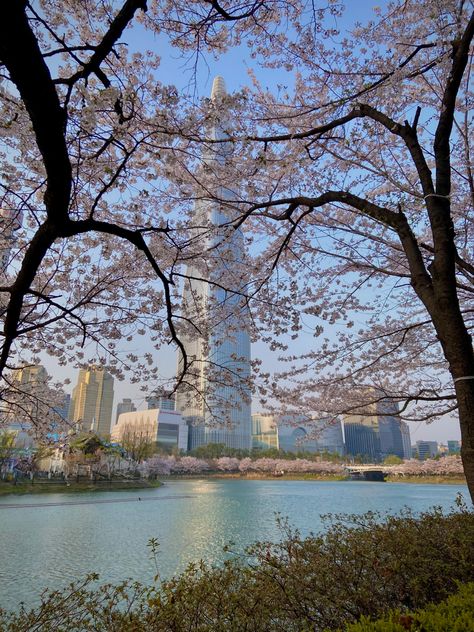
0 208 23 274
68 367 114 436
176 76 252 451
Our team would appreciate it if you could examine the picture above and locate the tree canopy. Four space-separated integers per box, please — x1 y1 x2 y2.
0 1 473 497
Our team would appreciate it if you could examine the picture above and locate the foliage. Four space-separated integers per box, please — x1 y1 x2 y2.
383 455 403 465
0 431 16 474
119 429 155 463
0 507 473 631
345 582 474 631
69 434 107 456
188 442 343 461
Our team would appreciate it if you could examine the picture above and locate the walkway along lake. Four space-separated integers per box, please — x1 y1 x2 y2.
0 478 469 611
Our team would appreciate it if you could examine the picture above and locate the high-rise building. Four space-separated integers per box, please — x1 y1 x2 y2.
447 440 461 454
7 364 49 440
252 414 344 455
344 394 408 461
0 208 22 274
115 398 136 423
377 399 406 459
344 398 381 461
252 413 279 451
400 421 412 459
176 77 252 451
312 418 345 456
146 390 175 412
12 364 48 387
68 367 114 436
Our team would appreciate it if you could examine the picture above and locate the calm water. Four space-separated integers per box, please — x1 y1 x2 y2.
0 479 469 611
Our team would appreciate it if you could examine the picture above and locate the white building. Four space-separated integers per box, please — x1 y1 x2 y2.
111 408 188 452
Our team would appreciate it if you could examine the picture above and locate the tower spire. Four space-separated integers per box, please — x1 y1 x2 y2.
211 75 226 100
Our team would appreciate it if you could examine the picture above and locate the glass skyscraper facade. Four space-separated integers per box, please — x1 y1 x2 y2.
176 77 252 451
343 394 410 461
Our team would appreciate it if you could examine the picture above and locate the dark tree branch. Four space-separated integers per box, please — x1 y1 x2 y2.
61 0 148 88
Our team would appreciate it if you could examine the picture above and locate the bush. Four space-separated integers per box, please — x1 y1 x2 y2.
1 507 473 631
345 582 474 631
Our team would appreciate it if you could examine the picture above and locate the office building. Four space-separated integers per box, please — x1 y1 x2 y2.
176 76 252 451
0 208 22 274
68 367 114 436
414 440 438 460
146 391 175 411
116 398 136 423
252 414 279 451
252 414 344 455
312 418 345 456
447 440 461 454
111 408 188 452
344 395 408 461
400 421 412 459
12 364 48 387
377 399 406 459
6 364 49 443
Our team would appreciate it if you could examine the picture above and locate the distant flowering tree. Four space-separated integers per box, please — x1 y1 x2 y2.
238 457 253 474
140 455 175 478
215 457 241 472
388 455 464 477
171 456 209 474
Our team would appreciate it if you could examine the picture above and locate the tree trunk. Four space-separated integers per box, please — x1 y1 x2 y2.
433 315 474 503
454 379 474 503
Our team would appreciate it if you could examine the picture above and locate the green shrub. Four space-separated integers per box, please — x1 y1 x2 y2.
1 507 473 631
345 582 474 631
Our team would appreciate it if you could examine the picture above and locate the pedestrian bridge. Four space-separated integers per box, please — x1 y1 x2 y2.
344 465 388 481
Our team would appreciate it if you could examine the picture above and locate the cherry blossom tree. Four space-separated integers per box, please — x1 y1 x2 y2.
1 0 474 501
0 1 282 436
163 0 474 498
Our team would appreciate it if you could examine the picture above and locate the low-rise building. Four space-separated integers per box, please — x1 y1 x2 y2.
447 440 461 454
252 413 344 455
413 440 438 460
111 408 188 452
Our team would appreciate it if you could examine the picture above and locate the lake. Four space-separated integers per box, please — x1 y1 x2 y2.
0 478 469 611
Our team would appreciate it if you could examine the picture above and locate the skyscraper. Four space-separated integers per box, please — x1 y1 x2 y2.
68 367 114 436
343 393 408 461
176 76 252 451
12 364 48 387
0 208 22 274
7 364 49 436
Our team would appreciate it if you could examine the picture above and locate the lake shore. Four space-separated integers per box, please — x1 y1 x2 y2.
0 479 163 496
165 472 467 485
0 472 466 496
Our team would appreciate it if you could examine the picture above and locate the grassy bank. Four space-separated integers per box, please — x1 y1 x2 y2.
0 479 163 496
385 475 467 485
